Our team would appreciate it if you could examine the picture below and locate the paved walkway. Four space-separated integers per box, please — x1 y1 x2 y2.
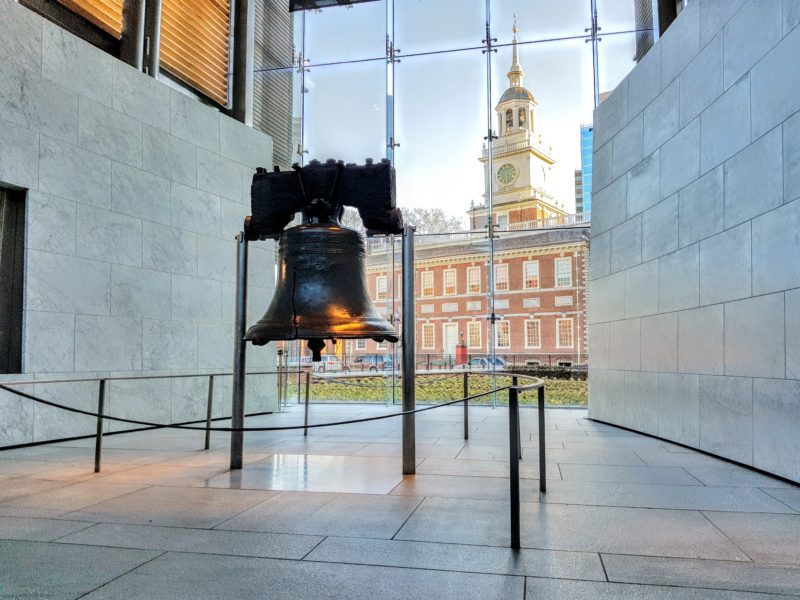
0 403 799 599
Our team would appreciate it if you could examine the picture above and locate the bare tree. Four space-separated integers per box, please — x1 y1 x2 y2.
400 207 467 234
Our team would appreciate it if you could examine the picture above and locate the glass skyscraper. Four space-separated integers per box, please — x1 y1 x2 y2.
578 124 593 214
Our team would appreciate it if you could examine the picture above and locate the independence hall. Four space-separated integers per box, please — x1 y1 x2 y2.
354 30 590 369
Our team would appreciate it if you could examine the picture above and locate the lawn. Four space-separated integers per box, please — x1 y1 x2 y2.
281 373 587 406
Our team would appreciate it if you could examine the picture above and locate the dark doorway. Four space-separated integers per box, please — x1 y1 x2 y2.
0 189 25 374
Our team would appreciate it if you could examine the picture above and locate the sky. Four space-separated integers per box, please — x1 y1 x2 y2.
283 0 642 223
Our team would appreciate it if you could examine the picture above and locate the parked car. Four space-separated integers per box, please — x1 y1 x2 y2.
285 355 342 372
467 356 507 370
349 354 394 372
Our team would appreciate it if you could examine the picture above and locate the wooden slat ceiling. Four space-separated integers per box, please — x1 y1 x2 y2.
58 0 123 38
160 0 231 106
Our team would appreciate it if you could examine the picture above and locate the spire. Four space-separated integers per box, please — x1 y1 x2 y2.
508 15 524 88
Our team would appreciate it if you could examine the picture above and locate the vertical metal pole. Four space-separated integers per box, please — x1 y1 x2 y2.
538 385 546 493
401 225 416 475
94 379 106 473
231 0 255 124
120 0 145 70
463 371 469 440
508 383 520 549
143 0 161 77
590 0 600 108
513 376 522 460
230 232 249 470
304 370 310 437
296 354 302 406
204 375 214 450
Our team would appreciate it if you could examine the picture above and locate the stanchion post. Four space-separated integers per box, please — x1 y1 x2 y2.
304 370 311 437
94 379 106 473
204 374 214 450
401 225 416 475
463 371 469 440
508 382 520 549
230 232 249 470
513 375 522 460
538 384 546 493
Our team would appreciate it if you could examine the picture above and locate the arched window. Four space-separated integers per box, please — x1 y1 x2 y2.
505 109 513 132
530 110 534 131
518 108 526 129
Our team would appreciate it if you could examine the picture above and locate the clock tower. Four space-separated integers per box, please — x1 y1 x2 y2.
470 21 566 230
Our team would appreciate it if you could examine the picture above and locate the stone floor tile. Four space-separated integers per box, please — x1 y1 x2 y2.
0 516 95 541
524 577 784 599
58 522 324 559
704 511 800 565
634 450 725 467
558 463 703 485
64 486 276 528
683 465 796 488
603 553 800 596
541 480 796 513
94 463 231 487
391 473 540 502
416 457 560 480
0 480 148 518
305 536 606 581
0 540 160 600
0 476 70 501
200 454 404 494
352 442 464 459
81 552 525 600
217 491 422 538
397 498 749 559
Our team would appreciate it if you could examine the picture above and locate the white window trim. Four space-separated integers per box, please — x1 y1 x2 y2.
495 320 511 349
524 319 541 349
421 271 434 297
523 260 540 290
467 321 482 349
494 263 509 292
467 266 481 293
421 323 435 350
443 268 457 296
556 317 574 348
376 275 387 300
554 257 573 288
355 338 367 350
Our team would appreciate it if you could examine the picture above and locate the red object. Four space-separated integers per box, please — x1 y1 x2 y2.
455 344 468 365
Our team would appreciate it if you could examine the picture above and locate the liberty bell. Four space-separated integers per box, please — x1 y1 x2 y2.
243 159 402 361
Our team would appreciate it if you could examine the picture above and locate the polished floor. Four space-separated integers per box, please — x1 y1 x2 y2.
0 402 799 599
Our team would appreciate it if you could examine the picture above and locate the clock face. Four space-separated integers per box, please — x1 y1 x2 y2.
497 163 517 186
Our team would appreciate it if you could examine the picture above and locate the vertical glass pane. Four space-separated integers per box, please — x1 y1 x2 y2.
490 39 595 216
394 49 487 222
395 0 485 55
253 67 302 169
305 0 387 64
303 61 387 164
491 0 591 44
597 0 653 34
597 33 638 99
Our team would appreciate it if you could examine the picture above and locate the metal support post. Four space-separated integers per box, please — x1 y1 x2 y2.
231 0 255 124
538 385 546 493
94 379 106 473
463 371 469 440
143 0 161 77
230 232 249 470
513 376 522 460
508 382 520 549
401 226 416 475
204 375 214 450
303 370 311 437
296 360 302 406
120 0 145 70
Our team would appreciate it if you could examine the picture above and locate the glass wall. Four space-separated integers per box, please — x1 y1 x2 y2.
257 0 653 407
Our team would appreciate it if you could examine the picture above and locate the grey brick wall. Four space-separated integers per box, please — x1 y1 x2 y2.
0 0 277 445
588 0 800 483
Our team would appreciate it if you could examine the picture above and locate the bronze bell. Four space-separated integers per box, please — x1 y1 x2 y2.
244 222 398 360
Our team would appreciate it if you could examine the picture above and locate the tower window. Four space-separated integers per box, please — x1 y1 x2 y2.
505 109 513 132
518 108 526 129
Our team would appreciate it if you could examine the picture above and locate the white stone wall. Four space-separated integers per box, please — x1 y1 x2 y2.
0 0 277 445
588 0 800 482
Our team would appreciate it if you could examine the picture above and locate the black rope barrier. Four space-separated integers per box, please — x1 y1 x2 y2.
0 383 513 433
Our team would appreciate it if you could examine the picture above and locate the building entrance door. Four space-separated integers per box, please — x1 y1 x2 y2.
442 323 458 365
